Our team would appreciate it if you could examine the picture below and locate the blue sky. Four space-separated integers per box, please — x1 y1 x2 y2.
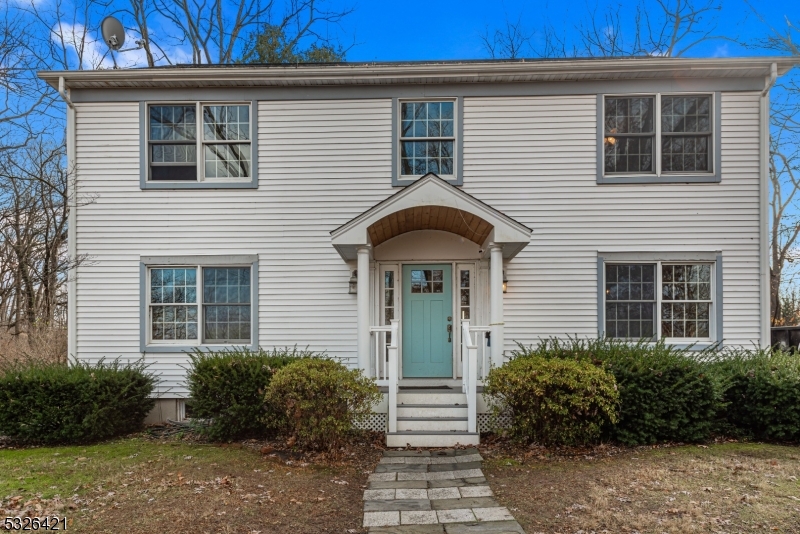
334 0 795 61
43 0 797 71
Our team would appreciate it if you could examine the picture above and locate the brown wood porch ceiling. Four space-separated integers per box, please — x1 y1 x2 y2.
367 206 494 247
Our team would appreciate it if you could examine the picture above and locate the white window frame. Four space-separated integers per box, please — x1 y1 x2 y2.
599 92 718 182
145 263 255 348
603 260 717 344
396 98 460 183
455 262 476 378
145 101 253 183
456 263 475 323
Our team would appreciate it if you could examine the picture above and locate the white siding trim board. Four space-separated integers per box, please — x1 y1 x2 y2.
69 77 770 104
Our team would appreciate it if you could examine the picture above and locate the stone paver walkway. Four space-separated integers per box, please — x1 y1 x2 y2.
363 448 525 533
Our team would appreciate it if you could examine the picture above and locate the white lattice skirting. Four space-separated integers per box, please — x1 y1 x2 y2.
478 413 512 432
356 413 388 432
355 413 512 433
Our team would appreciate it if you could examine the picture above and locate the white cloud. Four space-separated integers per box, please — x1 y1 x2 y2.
163 46 193 66
712 44 730 58
52 22 115 69
52 21 194 69
115 30 151 68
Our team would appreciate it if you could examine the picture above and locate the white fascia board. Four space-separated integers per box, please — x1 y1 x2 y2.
38 57 796 90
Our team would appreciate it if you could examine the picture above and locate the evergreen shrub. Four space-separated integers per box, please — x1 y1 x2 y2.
186 346 312 441
710 349 800 441
484 354 619 445
265 358 381 451
510 338 720 445
0 360 155 444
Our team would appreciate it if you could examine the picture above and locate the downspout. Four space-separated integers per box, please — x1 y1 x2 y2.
59 77 78 364
58 77 74 109
761 62 778 97
760 63 777 348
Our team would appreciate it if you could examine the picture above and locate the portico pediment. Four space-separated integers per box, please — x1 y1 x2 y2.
331 174 532 261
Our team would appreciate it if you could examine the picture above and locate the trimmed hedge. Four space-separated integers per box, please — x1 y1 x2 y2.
511 338 720 445
266 358 381 451
710 350 800 441
0 360 155 444
186 346 313 441
484 355 619 445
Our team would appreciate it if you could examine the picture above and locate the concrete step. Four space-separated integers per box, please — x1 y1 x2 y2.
397 390 467 406
396 404 468 418
386 431 480 448
396 417 468 432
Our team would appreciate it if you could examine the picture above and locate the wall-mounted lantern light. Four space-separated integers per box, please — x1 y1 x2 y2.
502 270 508 293
349 270 358 294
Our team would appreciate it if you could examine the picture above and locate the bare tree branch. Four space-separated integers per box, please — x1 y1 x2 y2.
481 14 533 59
482 0 739 59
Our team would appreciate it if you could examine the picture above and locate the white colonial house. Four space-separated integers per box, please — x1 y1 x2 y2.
41 57 793 446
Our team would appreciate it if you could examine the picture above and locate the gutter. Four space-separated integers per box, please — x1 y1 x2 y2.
39 56 796 90
759 62 777 348
58 76 78 364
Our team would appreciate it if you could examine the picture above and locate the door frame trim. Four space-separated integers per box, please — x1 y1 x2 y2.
376 260 479 380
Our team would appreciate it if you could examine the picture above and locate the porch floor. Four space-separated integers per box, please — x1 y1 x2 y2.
362 448 525 532
378 384 485 394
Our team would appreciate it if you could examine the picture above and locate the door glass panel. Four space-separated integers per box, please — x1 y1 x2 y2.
383 270 395 347
460 270 470 319
410 270 444 293
411 270 424 293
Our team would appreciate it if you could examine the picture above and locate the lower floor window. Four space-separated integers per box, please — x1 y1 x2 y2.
149 265 251 344
605 262 714 340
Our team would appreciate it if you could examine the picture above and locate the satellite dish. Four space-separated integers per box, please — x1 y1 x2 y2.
101 16 126 51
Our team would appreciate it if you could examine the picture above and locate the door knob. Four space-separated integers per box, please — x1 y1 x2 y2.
447 324 452 342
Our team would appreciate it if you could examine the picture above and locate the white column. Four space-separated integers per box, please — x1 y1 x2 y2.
489 243 504 369
356 246 371 374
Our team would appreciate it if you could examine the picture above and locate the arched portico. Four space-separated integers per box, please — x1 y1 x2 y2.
331 174 532 378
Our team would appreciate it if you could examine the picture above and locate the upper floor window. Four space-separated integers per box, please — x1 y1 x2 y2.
600 94 717 183
398 100 458 182
148 103 251 182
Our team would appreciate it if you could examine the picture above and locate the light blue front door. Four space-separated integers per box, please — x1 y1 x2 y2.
402 264 453 377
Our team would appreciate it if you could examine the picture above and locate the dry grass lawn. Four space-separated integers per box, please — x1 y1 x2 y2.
4 436 799 533
484 442 800 534
0 435 380 533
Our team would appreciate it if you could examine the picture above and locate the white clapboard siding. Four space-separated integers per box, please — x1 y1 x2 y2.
461 93 761 351
73 92 763 396
74 100 393 395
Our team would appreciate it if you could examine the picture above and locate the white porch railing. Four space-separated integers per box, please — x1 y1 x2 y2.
460 321 478 433
371 320 399 433
370 324 392 386
468 325 491 382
